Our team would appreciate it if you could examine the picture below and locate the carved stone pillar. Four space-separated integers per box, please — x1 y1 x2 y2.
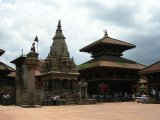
25 56 39 105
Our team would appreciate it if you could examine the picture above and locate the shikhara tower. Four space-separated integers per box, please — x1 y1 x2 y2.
39 20 79 95
42 20 77 73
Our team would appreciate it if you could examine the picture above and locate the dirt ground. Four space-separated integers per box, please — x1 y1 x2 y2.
0 102 160 120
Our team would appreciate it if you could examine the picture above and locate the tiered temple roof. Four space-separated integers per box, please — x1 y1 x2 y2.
80 32 135 53
0 49 15 77
78 56 145 70
0 49 14 72
0 61 14 72
79 31 145 70
0 49 5 56
140 61 160 74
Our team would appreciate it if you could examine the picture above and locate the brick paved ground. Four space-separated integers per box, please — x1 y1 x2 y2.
0 102 160 120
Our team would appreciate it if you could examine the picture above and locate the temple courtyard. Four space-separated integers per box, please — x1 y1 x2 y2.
0 102 159 120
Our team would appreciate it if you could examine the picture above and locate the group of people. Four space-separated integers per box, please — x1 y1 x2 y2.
149 88 160 100
43 90 80 105
91 91 134 102
94 82 133 101
43 95 61 105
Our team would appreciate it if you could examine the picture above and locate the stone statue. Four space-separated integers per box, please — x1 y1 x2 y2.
31 42 36 53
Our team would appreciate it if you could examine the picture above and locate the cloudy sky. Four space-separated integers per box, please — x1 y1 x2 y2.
0 0 160 67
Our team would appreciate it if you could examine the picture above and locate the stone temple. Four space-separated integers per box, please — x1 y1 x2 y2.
11 20 79 105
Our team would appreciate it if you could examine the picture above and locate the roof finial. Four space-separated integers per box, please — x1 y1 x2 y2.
34 35 39 42
104 29 108 37
57 20 62 32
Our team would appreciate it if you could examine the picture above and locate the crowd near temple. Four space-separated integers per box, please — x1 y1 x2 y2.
0 20 160 106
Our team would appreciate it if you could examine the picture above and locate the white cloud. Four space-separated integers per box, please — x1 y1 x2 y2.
0 0 160 67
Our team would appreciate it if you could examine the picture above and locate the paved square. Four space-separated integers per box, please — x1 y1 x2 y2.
0 102 160 120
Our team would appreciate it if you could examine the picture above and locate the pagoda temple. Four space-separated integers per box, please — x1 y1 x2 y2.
79 31 145 97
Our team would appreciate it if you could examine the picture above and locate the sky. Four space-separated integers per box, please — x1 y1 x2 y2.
0 0 160 67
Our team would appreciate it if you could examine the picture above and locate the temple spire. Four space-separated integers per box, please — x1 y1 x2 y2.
57 20 62 32
53 20 65 40
48 20 69 57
